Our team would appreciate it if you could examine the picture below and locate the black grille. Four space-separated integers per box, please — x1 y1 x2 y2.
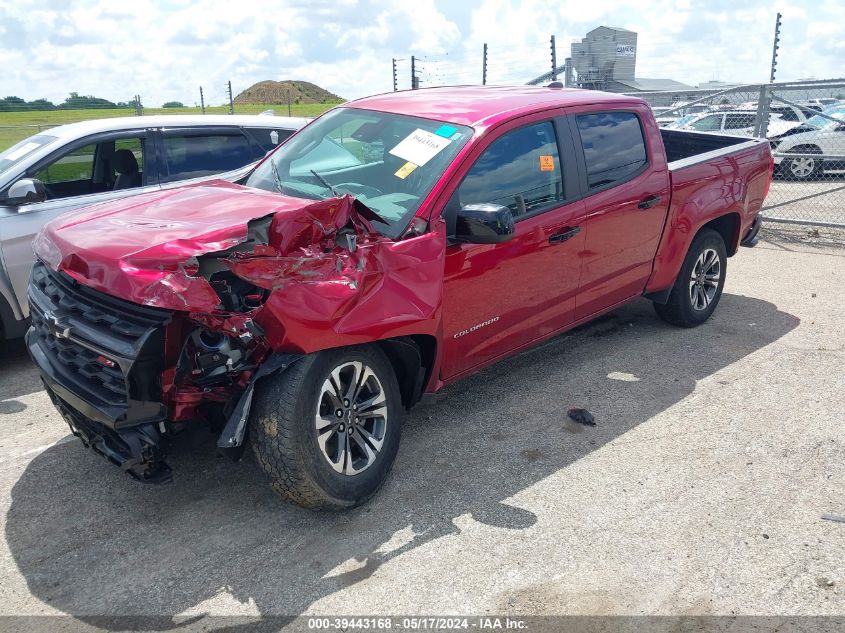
30 262 170 343
28 261 172 427
31 315 125 399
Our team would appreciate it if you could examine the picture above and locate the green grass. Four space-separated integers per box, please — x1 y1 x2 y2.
0 103 340 151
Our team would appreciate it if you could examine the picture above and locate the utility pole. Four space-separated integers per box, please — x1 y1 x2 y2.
199 86 205 114
482 43 488 85
392 58 398 91
227 80 234 114
411 56 419 89
134 95 143 116
769 12 782 82
550 35 557 81
287 89 292 117
756 12 782 139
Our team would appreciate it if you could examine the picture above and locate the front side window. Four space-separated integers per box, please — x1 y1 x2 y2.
23 135 146 201
162 133 253 182
36 143 96 184
689 115 723 132
458 121 563 217
576 112 648 189
246 108 472 238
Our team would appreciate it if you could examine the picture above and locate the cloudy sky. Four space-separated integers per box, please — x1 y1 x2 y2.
0 0 841 107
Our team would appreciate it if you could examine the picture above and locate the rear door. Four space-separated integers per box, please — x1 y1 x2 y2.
568 107 670 320
440 116 586 379
156 127 255 184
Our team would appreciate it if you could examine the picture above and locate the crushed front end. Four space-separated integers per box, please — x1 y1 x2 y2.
26 183 445 484
27 261 175 481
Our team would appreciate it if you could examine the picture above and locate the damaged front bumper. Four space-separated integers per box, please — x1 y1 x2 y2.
27 261 174 482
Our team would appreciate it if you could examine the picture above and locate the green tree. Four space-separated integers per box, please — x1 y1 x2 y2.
162 101 184 108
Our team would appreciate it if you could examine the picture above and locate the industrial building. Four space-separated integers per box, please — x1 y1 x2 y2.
566 26 694 94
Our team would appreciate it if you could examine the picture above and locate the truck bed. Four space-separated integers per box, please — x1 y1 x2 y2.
661 129 765 169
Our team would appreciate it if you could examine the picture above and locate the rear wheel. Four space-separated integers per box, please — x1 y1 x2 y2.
653 228 727 328
250 345 402 510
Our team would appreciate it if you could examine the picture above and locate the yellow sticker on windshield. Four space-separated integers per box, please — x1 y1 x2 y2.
539 155 555 171
395 161 418 179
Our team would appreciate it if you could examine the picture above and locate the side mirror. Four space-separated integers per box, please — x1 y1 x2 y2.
5 178 47 206
454 203 515 244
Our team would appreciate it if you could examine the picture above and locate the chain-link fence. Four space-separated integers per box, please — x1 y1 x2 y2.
629 79 845 226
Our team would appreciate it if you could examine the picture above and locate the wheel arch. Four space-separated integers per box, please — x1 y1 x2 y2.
0 292 29 341
375 335 437 410
700 212 741 257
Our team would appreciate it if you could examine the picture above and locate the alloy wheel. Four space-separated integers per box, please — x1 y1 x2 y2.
688 248 721 311
315 361 388 475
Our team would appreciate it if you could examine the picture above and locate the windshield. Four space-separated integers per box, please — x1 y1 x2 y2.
246 107 472 238
804 107 845 130
0 134 57 176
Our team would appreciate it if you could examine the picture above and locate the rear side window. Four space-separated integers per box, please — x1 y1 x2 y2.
576 112 648 190
245 127 294 155
725 113 756 129
458 121 563 217
770 107 799 122
162 133 253 182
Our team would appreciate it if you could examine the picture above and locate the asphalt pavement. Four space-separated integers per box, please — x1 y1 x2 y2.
0 224 843 629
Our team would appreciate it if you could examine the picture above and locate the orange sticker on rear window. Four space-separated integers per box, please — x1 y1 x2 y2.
539 155 555 171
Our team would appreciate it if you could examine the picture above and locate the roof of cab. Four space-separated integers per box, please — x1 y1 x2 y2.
347 85 645 128
38 114 309 141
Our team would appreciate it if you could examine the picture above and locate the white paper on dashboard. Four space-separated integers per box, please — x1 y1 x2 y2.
388 129 451 167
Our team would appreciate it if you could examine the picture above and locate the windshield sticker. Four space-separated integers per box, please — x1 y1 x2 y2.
434 124 457 138
4 142 41 161
394 161 418 179
389 129 451 167
539 155 555 172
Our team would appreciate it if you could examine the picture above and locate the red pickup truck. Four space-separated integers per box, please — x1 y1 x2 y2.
27 86 772 509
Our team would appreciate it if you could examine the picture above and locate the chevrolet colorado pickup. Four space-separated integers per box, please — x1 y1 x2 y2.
26 86 773 509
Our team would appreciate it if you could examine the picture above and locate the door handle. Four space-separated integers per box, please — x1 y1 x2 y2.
549 226 581 244
638 195 662 210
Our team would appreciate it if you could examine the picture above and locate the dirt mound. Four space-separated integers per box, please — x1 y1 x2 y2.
234 80 343 105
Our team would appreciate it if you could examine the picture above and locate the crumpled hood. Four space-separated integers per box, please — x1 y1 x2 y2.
36 181 305 270
33 180 382 313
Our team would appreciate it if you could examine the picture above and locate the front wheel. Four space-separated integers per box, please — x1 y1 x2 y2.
653 228 727 328
250 345 402 510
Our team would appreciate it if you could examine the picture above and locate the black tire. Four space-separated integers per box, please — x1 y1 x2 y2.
783 146 823 181
250 345 402 510
653 228 727 328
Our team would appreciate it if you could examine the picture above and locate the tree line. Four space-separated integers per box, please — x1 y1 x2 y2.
0 93 185 111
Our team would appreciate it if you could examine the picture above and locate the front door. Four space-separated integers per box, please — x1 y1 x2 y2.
440 119 586 380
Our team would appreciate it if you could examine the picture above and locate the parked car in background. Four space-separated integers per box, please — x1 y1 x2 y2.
673 111 797 137
26 86 772 508
770 106 845 180
0 115 309 343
